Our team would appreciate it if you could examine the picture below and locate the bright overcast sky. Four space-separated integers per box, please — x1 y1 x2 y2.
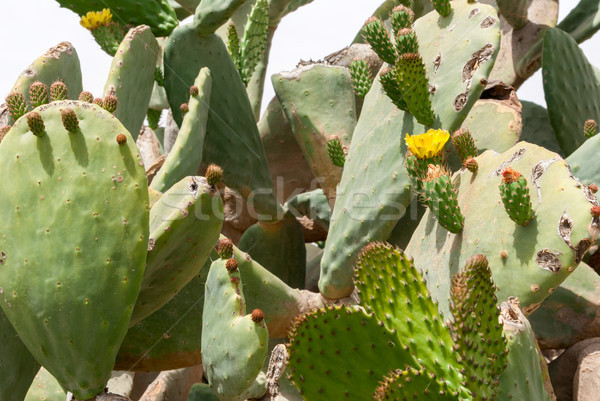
1 0 598 117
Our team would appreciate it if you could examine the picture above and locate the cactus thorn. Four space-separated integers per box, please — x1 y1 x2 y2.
116 134 127 145
26 111 45 136
225 258 238 273
217 238 234 259
251 309 264 323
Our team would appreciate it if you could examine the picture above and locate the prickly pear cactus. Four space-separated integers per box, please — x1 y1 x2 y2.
406 142 600 316
0 101 149 399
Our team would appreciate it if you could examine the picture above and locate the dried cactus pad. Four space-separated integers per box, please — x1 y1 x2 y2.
0 100 149 399
406 142 600 317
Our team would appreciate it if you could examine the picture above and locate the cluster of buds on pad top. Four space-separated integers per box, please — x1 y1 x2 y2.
499 167 535 226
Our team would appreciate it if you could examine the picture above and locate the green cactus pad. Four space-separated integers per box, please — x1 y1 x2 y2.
421 167 464 233
150 68 212 192
116 253 215 372
499 171 535 226
202 257 269 400
395 53 435 126
355 242 467 395
288 305 417 400
496 299 554 401
164 26 281 221
238 212 306 289
54 0 178 37
379 67 407 110
194 0 246 35
406 142 600 317
0 100 148 399
496 0 530 29
9 42 83 123
272 64 357 209
0 308 40 401
542 28 600 155
520 101 564 156
349 59 372 98
390 5 415 34
131 176 223 325
227 23 242 71
374 367 463 400
188 383 220 401
104 26 159 141
566 131 600 185
362 17 396 64
394 28 419 55
29 82 50 109
238 0 269 86
25 367 66 401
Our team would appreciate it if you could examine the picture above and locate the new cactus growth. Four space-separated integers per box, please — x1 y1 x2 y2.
28 81 49 108
78 91 93 103
326 137 346 167
362 17 396 65
394 28 419 55
451 128 479 162
102 94 119 113
379 67 406 110
348 59 372 98
5 92 29 121
49 80 68 101
396 53 435 126
26 111 45 136
499 167 535 226
584 119 597 138
431 0 452 16
390 5 414 34
60 108 79 132
206 164 224 187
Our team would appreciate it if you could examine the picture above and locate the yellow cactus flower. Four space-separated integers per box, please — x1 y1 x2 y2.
405 129 450 159
80 8 113 30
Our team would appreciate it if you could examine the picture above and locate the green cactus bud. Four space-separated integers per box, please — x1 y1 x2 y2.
225 258 239 273
26 112 45 137
116 133 127 145
375 367 457 400
499 167 535 226
422 164 464 233
451 128 479 162
146 108 161 130
78 91 94 103
93 97 104 106
584 119 597 138
227 23 241 71
155 66 165 87
60 108 79 132
464 157 478 173
450 255 508 400
590 184 598 194
379 67 406 110
180 103 189 116
0 126 11 142
390 5 414 35
5 92 29 121
431 0 452 17
395 28 419 55
29 81 49 108
205 163 224 187
250 309 264 323
396 53 435 126
591 205 600 218
362 17 396 65
326 137 346 167
102 95 119 113
349 59 372 98
49 81 68 102
218 238 234 259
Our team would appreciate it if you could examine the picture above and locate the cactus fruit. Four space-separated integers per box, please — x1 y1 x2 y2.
0 100 149 399
499 167 535 226
326 137 346 167
5 92 29 121
349 59 372 98
431 0 452 16
362 17 396 64
102 94 118 113
26 112 45 136
78 91 94 103
390 5 414 34
49 81 68 102
29 81 49 108
584 119 598 138
206 163 224 187
422 164 465 233
60 108 79 132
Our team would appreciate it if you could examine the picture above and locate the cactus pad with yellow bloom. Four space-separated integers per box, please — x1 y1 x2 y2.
80 8 113 31
405 129 449 159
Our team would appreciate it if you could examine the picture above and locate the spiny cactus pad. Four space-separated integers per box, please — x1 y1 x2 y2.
0 100 149 399
202 257 269 400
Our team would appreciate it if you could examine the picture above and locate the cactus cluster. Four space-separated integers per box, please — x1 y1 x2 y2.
1 0 600 400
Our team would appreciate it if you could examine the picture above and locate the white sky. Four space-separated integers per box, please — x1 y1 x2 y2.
1 0 598 117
